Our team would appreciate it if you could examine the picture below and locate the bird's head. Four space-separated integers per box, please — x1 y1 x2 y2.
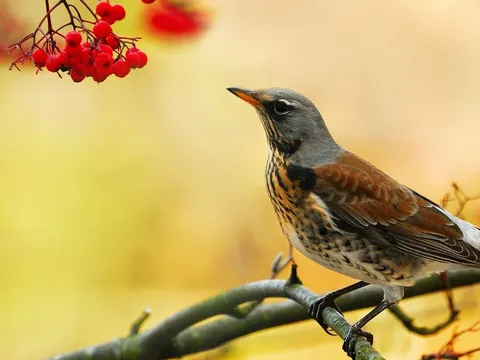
227 87 337 157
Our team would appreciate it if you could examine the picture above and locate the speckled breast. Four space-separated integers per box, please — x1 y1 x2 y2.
265 151 299 233
264 151 334 251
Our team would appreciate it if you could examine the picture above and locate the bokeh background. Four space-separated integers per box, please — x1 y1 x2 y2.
1 1 480 359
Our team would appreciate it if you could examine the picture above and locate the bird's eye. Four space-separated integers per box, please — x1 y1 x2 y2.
273 100 292 115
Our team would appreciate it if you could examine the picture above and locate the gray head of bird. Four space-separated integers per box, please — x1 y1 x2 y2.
227 87 340 165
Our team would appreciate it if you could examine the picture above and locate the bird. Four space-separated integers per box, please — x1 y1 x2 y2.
227 87 480 359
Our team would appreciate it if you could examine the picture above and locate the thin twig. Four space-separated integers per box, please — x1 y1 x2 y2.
421 321 480 359
389 304 458 336
229 250 295 319
45 0 54 34
130 308 152 336
442 183 480 217
388 270 460 335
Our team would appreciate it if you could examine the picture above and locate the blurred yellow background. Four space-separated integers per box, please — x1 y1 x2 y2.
1 1 480 359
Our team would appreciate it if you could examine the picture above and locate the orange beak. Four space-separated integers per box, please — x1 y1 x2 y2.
227 87 260 107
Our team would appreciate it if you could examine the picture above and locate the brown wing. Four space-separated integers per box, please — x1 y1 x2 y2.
313 152 480 265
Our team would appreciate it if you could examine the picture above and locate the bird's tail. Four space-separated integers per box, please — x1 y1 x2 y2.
474 225 480 249
459 220 480 251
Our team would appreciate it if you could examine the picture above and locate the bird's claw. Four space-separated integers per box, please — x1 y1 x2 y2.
308 293 343 336
342 325 374 359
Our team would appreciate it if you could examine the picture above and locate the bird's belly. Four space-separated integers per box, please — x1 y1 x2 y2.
279 219 418 287
280 221 372 281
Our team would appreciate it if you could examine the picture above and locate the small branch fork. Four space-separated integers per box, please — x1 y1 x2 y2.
229 245 294 318
421 321 480 360
441 182 480 218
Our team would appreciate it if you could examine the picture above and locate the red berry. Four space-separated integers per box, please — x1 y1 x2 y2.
32 49 48 67
101 14 117 25
67 55 81 69
93 64 113 82
84 64 95 77
111 4 126 21
45 55 61 72
112 60 130 78
136 51 148 68
93 21 112 39
70 69 86 83
65 30 82 46
106 35 120 50
92 70 108 83
64 43 81 55
126 47 139 54
79 48 92 63
125 52 140 68
57 51 69 65
96 1 112 17
96 52 114 68
141 0 156 3
71 62 87 73
99 44 113 56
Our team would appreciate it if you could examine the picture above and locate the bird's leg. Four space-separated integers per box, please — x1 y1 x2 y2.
342 300 391 359
309 281 369 335
269 243 295 279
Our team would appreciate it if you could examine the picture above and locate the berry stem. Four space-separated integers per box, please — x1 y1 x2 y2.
45 0 54 34
61 1 78 30
32 1 63 53
78 0 98 20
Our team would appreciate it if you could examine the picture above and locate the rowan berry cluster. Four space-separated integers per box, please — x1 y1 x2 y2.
145 0 210 38
8 0 148 83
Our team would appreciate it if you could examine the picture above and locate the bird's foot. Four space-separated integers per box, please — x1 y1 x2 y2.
308 293 343 335
342 325 374 359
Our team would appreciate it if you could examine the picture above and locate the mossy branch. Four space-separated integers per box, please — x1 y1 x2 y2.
47 269 480 360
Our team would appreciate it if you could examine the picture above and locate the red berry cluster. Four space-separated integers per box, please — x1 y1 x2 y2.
9 0 148 83
144 0 210 39
32 32 147 82
33 30 147 83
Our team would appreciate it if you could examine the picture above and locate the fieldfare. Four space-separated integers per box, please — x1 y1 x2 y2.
227 87 480 359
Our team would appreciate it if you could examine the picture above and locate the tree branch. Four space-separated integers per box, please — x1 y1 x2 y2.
47 269 480 360
388 304 459 336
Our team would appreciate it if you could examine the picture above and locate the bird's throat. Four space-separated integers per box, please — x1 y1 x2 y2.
269 138 302 156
